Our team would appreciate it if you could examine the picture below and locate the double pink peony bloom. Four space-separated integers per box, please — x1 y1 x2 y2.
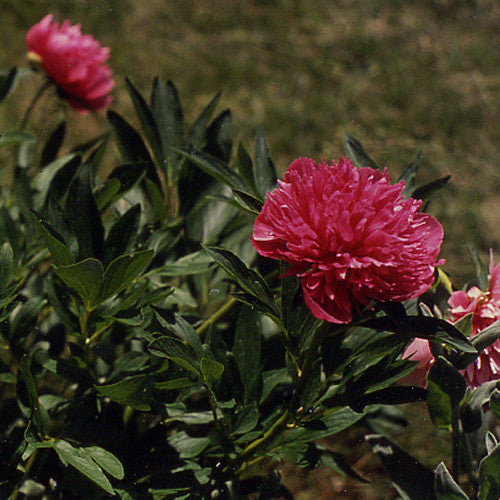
252 157 444 324
26 14 114 113
404 255 500 388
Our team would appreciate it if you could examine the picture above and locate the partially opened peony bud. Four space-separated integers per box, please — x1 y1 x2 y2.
448 253 500 388
26 14 114 113
252 157 444 324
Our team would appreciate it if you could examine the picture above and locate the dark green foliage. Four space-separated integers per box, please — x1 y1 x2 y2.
0 74 495 500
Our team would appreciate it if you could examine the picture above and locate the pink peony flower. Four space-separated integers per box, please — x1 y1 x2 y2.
401 338 434 388
252 157 444 323
26 14 114 113
448 254 500 388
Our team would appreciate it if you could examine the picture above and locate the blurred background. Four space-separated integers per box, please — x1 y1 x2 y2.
0 0 498 497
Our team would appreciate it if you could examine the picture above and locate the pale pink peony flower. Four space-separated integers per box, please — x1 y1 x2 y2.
401 338 434 388
252 157 444 323
26 14 114 113
448 254 500 388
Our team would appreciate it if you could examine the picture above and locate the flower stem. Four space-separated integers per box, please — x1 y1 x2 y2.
229 323 330 473
19 80 51 130
196 296 238 336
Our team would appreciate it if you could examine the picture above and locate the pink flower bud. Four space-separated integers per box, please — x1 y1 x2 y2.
26 14 114 113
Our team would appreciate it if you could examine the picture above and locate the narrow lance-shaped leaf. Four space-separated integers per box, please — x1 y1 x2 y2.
97 249 154 304
434 462 469 500
81 446 124 480
204 246 279 318
0 242 14 293
254 127 277 198
103 204 141 265
177 149 246 191
365 434 436 500
0 68 17 103
65 163 105 261
186 90 222 149
30 210 75 266
478 443 500 500
40 121 66 167
54 259 104 310
234 306 261 404
125 77 163 164
342 134 380 170
411 175 451 201
398 150 422 198
151 77 184 182
53 440 114 495
107 109 160 187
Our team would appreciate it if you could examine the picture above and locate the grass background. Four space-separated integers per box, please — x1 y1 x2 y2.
0 1 498 497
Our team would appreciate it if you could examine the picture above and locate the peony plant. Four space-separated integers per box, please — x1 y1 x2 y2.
0 14 497 500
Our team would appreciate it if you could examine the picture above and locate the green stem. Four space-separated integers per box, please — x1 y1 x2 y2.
11 448 39 500
228 323 331 473
451 405 461 480
19 80 51 131
196 297 238 336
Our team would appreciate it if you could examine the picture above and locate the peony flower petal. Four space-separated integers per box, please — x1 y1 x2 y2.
252 157 444 323
26 14 114 113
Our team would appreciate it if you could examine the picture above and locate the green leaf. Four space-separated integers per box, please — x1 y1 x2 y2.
40 121 66 167
158 251 214 276
155 378 196 391
206 109 233 162
125 77 163 164
177 149 246 191
200 357 225 383
168 431 210 459
429 356 466 407
36 154 80 209
233 403 259 434
0 68 17 102
53 440 114 495
434 462 469 499
150 78 184 182
491 389 500 418
143 178 167 222
232 189 263 213
103 204 141 265
365 434 436 499
468 245 489 291
107 109 160 186
65 163 105 261
186 91 222 149
204 246 279 319
254 127 277 198
0 242 13 293
95 374 151 411
30 211 75 266
82 446 125 480
472 319 500 353
97 249 154 304
342 134 380 170
234 306 261 404
169 313 204 357
19 354 51 437
94 176 121 211
398 150 422 198
235 143 258 196
478 443 500 500
149 336 200 375
54 259 104 309
0 131 36 148
411 175 451 201
363 316 477 354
